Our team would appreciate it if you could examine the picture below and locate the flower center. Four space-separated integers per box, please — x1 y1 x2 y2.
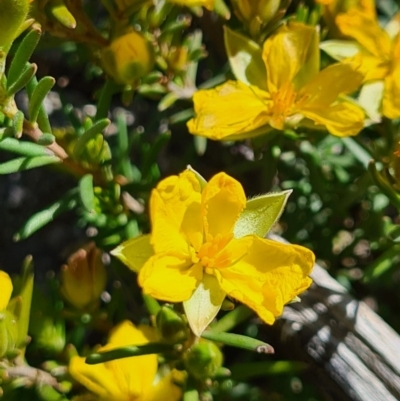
269 81 297 130
195 233 233 273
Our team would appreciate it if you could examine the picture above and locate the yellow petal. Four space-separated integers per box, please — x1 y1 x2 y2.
299 63 363 107
111 235 153 273
0 271 12 310
201 173 246 239
187 81 271 140
301 100 365 137
263 22 319 93
139 255 202 302
69 356 125 400
215 237 314 324
101 321 158 398
382 66 400 119
150 171 202 254
144 370 184 401
336 7 391 60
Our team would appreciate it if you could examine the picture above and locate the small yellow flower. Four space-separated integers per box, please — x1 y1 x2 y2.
113 169 314 335
0 271 12 311
187 21 364 140
335 4 400 119
69 320 183 401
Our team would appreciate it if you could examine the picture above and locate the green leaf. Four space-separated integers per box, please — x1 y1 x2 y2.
48 0 77 29
72 118 110 159
28 76 56 123
211 305 253 333
223 26 267 89
79 174 95 212
6 62 37 97
12 110 24 138
37 133 56 146
26 77 53 134
14 190 77 240
0 137 52 157
7 27 41 86
111 234 154 272
319 40 360 61
234 190 292 238
201 330 274 353
86 342 173 364
363 244 400 282
183 274 225 337
0 155 60 175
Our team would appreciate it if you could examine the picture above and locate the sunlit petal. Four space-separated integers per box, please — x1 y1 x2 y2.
263 22 319 92
202 173 246 239
0 271 12 310
299 63 363 107
150 171 202 254
301 100 365 137
215 237 314 324
139 254 202 302
187 81 271 140
144 370 184 401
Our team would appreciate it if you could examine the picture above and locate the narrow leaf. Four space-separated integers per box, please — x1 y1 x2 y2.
28 76 56 123
86 342 173 364
234 190 292 238
79 174 95 212
49 0 77 29
6 63 37 96
14 190 77 241
201 330 274 354
12 110 24 138
7 28 41 86
0 155 60 175
0 137 52 157
26 77 52 134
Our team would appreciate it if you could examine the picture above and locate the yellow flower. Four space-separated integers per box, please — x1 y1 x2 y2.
112 168 314 335
335 4 400 119
69 321 183 401
187 21 365 140
0 271 12 311
167 0 214 10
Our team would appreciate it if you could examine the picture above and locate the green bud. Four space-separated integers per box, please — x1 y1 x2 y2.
30 316 65 355
0 0 29 48
156 306 189 344
184 340 223 380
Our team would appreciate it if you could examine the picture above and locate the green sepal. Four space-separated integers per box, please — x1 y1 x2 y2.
111 234 154 273
0 310 18 358
234 190 292 238
319 40 360 61
186 165 207 189
183 274 225 337
223 26 267 89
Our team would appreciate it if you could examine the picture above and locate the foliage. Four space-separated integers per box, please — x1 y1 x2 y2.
1 0 400 400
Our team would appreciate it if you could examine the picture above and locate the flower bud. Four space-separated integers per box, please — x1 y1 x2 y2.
0 0 29 48
184 340 223 380
30 316 66 355
101 31 154 85
156 306 189 344
231 0 282 36
60 243 107 310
